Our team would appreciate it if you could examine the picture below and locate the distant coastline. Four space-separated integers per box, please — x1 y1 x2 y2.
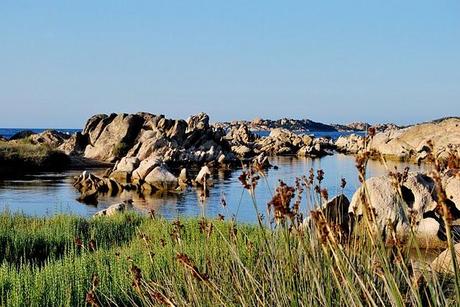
0 128 81 140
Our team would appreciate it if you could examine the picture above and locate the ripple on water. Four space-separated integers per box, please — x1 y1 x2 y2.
0 154 426 223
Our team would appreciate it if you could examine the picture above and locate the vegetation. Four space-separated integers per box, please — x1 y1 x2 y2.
0 141 69 175
0 135 458 306
0 203 457 306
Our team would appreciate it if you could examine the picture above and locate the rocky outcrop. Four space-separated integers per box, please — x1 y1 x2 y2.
73 162 182 204
254 128 333 157
7 130 71 147
84 113 144 162
59 112 238 169
370 118 460 162
216 118 338 133
349 172 460 248
28 130 71 147
334 118 460 162
334 122 401 133
335 134 366 154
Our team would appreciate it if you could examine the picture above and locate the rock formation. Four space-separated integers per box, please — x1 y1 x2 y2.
348 171 460 248
335 118 460 162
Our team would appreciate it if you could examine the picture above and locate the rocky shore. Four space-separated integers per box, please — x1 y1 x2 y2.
335 117 460 163
2 113 459 215
214 117 400 134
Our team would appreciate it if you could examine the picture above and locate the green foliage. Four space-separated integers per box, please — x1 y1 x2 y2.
0 141 69 173
0 211 457 306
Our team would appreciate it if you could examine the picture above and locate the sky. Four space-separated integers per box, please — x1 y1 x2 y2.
0 1 459 128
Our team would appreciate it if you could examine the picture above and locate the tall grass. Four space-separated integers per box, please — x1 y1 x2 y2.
0 207 457 306
0 136 459 306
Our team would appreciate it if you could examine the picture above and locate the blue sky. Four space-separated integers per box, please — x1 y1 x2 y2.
1 1 459 128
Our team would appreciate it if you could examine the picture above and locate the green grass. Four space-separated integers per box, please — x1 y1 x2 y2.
0 141 69 174
0 210 457 306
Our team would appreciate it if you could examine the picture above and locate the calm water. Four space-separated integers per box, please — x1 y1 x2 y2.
0 155 424 223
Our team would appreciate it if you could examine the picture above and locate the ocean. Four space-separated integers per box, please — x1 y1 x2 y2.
0 128 81 139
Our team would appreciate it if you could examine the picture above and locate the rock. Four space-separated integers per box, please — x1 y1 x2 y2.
58 132 88 155
84 113 144 162
9 130 36 141
302 135 313 146
335 134 366 154
251 128 331 158
114 157 140 173
186 112 209 133
370 118 460 161
144 165 178 191
26 130 71 147
349 172 460 248
178 168 188 186
109 170 131 184
226 124 256 145
323 194 351 232
217 154 226 164
232 145 252 158
77 188 98 205
131 156 162 182
195 165 211 186
431 243 460 274
94 201 131 217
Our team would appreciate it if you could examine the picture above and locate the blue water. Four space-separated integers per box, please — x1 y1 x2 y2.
0 155 424 223
0 127 409 223
0 128 81 139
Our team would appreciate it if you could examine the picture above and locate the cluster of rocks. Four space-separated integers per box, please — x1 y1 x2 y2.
73 159 214 205
6 129 72 147
347 171 460 248
224 125 334 159
60 112 236 166
215 117 339 133
335 118 460 162
255 128 333 157
311 169 460 274
333 122 401 133
215 117 401 135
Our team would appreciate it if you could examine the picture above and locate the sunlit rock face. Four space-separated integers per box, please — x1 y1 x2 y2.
349 171 460 248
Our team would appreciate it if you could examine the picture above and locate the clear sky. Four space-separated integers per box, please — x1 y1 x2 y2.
1 1 459 128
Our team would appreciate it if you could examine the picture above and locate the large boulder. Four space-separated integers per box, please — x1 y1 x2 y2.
370 118 460 161
131 156 162 182
144 165 178 191
349 172 460 248
84 113 144 162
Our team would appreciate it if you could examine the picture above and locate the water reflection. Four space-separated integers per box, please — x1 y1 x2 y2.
0 154 426 223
